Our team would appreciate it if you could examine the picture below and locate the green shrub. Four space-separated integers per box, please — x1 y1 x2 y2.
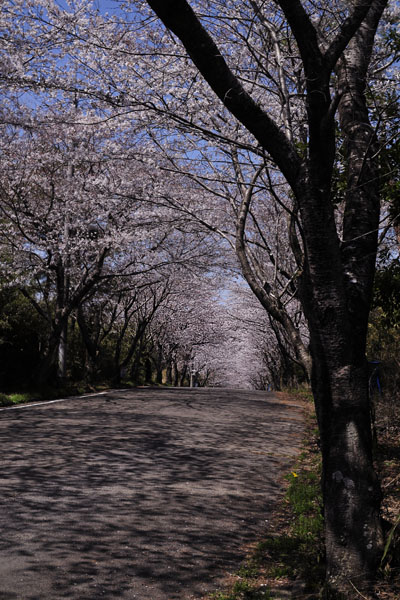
0 393 13 406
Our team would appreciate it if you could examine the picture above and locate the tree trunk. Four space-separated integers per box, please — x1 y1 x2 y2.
144 357 153 383
84 351 98 384
77 307 99 383
35 322 64 385
57 320 68 381
311 353 383 596
179 363 188 387
35 346 58 385
297 166 383 596
317 8 388 593
166 361 173 385
152 345 163 384
113 320 148 384
155 365 163 385
173 360 179 387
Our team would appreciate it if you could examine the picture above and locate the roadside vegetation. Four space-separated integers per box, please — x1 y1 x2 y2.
206 386 400 600
0 383 110 407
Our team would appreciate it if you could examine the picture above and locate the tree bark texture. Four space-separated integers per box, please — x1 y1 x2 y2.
297 4 388 592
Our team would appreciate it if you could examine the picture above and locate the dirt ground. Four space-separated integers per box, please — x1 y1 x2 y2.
0 387 305 600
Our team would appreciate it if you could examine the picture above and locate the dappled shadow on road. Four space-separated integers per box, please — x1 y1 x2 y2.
0 388 304 600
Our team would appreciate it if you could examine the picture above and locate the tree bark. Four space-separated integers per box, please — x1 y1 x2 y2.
77 307 99 383
173 360 179 386
35 317 67 385
165 361 173 385
299 4 387 593
57 320 68 381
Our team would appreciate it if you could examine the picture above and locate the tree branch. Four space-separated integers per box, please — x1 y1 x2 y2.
145 0 301 188
324 1 377 71
274 0 322 69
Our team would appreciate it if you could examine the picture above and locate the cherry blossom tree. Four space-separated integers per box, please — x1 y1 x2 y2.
0 93 226 385
146 274 229 385
0 100 195 383
222 282 308 390
2 1 400 593
109 277 173 384
0 0 340 387
75 276 160 383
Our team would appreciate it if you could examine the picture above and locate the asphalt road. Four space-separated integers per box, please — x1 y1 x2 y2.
0 387 304 600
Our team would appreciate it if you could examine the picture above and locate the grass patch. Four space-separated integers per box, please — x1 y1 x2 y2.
0 391 38 406
261 469 324 587
0 393 13 406
0 380 117 407
285 386 314 403
8 392 37 404
0 388 68 406
211 579 271 600
285 470 323 537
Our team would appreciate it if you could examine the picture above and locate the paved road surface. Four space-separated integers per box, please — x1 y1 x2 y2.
0 387 304 600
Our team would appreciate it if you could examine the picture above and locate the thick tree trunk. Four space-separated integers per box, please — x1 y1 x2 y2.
298 5 387 593
311 353 383 596
298 172 384 595
35 345 58 385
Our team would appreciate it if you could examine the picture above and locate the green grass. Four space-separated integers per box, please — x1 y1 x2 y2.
211 580 271 600
252 478 324 584
0 380 115 408
285 386 314 402
0 393 13 406
236 562 260 579
285 470 323 538
0 392 40 406
0 388 61 406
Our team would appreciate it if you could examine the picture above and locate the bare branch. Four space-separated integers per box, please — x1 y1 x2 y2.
274 0 322 69
146 0 301 188
324 1 379 71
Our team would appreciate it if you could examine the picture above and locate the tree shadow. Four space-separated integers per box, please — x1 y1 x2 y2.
0 388 304 599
